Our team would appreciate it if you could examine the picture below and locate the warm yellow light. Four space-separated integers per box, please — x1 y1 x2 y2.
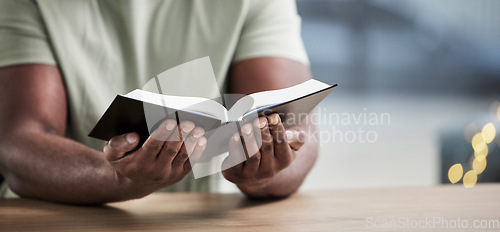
471 132 487 152
463 170 477 188
448 164 463 184
472 156 487 175
474 145 488 158
481 122 496 144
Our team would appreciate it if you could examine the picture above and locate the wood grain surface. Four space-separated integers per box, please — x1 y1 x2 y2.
1 184 499 231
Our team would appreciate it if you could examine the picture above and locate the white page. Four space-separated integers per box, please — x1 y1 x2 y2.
228 79 331 120
126 79 330 123
125 89 228 120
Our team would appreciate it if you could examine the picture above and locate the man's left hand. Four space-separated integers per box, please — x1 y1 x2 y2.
222 113 306 192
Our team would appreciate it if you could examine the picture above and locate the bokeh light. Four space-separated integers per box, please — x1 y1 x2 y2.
472 156 487 175
471 132 487 153
463 170 477 188
448 163 463 184
481 122 496 144
454 103 499 188
474 144 488 158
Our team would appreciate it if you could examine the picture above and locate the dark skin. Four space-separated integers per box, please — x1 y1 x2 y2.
224 58 318 197
0 58 317 204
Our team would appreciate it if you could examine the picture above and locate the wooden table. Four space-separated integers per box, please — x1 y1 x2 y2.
1 184 499 231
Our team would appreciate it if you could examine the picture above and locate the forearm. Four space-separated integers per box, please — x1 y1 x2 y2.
0 130 146 204
238 124 318 198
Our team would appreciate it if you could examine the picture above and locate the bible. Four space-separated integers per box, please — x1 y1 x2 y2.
88 79 337 144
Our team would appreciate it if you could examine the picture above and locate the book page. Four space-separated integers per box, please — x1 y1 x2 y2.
125 89 228 121
227 79 331 120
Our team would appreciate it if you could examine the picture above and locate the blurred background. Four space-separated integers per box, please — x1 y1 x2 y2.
294 0 500 190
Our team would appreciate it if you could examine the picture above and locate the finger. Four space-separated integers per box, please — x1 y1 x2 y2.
178 121 195 141
103 132 139 161
171 121 197 167
222 133 245 172
183 136 207 172
150 119 177 141
141 119 177 159
286 129 306 151
172 144 189 172
221 134 245 183
255 117 275 177
156 122 194 164
241 123 261 176
183 126 205 155
241 123 260 158
268 114 294 166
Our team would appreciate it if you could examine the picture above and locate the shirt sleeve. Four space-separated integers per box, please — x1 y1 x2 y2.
233 0 309 65
0 0 56 68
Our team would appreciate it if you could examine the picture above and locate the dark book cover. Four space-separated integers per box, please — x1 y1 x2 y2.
88 84 337 145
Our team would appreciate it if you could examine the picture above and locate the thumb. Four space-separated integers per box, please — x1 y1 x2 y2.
103 132 139 161
286 130 306 151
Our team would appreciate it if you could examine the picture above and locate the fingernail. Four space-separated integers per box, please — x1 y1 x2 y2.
232 134 240 142
269 115 279 125
198 137 207 146
126 133 138 144
298 130 306 142
181 123 195 133
193 129 204 138
286 130 294 141
253 119 260 128
242 124 252 135
165 120 176 131
258 118 267 128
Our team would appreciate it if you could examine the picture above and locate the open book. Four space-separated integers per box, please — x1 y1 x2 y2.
88 79 337 142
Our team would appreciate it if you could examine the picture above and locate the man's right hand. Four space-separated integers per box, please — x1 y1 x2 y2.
0 64 209 203
103 119 207 196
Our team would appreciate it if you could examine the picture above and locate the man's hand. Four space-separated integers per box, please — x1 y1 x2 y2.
222 113 306 194
227 57 318 198
0 64 212 203
103 119 207 197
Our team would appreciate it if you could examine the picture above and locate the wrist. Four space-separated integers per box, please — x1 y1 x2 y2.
110 166 151 201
